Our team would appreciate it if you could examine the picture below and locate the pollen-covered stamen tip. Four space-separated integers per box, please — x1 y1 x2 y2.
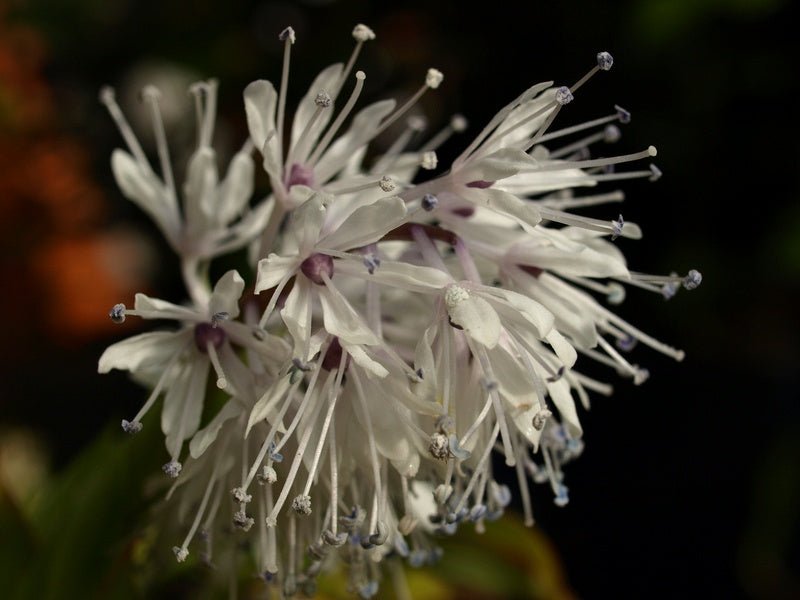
379 175 395 192
421 193 439 211
352 23 376 42
291 494 312 515
596 51 614 71
611 214 625 240
211 311 230 327
163 460 182 478
532 409 552 431
315 90 332 108
300 253 334 285
426 68 444 89
555 86 574 106
233 510 255 531
682 269 703 290
121 419 142 434
109 303 126 324
420 151 438 170
231 487 252 504
173 546 189 562
279 26 296 44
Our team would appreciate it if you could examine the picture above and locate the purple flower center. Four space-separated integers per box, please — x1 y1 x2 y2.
465 180 493 189
194 322 227 352
451 206 475 218
301 253 334 285
285 163 315 190
321 337 349 371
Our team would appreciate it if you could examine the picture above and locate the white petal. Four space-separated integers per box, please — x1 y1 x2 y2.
482 89 556 154
339 339 388 378
163 358 209 458
280 276 313 358
458 147 537 184
133 293 199 321
445 285 501 348
462 187 541 232
208 270 245 319
255 254 300 293
111 149 178 241
317 196 407 251
548 378 582 438
545 329 577 369
487 343 540 407
98 331 188 374
289 190 329 254
189 401 241 458
507 240 629 278
318 282 380 345
482 287 554 338
335 258 451 293
246 375 292 437
217 150 255 225
511 404 544 451
243 80 280 179
183 147 219 234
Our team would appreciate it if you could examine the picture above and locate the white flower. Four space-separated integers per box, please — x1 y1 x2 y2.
98 25 701 597
101 81 270 264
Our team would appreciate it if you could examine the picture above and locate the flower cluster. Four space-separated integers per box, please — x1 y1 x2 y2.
99 25 700 597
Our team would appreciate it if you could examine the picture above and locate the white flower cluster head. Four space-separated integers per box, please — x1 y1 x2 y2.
98 26 700 596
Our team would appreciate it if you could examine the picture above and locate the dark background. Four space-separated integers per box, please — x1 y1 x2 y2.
1 0 798 598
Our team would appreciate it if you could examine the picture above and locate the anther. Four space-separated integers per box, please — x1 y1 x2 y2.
368 521 388 546
109 303 127 324
379 175 395 192
291 494 312 515
352 24 376 42
211 311 230 327
173 546 189 562
425 68 444 89
451 114 468 132
360 581 379 599
469 504 487 521
555 86 574 106
615 105 631 123
279 26 296 44
682 269 703 290
268 441 284 463
429 432 449 461
407 115 427 131
163 460 182 478
121 419 142 434
420 151 438 170
362 254 381 275
596 51 614 71
421 193 439 211
554 484 570 507
532 409 552 431
546 366 566 382
315 91 332 108
322 529 348 546
649 164 663 181
257 465 277 484
231 487 252 504
616 335 638 352
233 510 255 531
611 214 625 241
604 124 621 143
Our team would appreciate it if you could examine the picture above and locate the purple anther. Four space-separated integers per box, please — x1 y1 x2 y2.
300 252 334 285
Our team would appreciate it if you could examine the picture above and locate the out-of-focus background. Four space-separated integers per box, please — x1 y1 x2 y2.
1 0 797 598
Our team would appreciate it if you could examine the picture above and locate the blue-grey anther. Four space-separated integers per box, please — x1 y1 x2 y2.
554 484 570 507
682 269 703 290
555 86 574 106
421 193 439 211
163 460 182 478
322 529 348 546
611 214 625 240
615 104 631 123
172 546 188 562
616 335 638 352
231 487 252 504
121 419 142 433
109 303 126 324
604 124 621 143
362 254 380 274
292 494 312 515
233 510 255 531
596 51 614 71
649 164 663 181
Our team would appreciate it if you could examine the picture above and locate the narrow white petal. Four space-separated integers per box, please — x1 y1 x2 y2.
482 287 555 338
548 378 582 438
462 187 541 232
290 63 342 158
243 80 280 178
189 401 240 458
246 375 292 437
209 270 245 319
217 150 255 225
335 258 451 293
445 285 501 348
280 277 313 358
183 147 219 234
318 282 380 345
317 196 407 251
98 331 188 374
133 293 200 321
339 339 388 378
163 358 210 458
255 254 300 293
545 329 578 369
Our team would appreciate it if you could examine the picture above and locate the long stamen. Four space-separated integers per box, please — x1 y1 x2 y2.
535 112 623 145
206 341 228 389
421 114 467 152
351 367 384 532
141 86 178 202
538 190 625 210
301 366 343 497
371 69 443 138
453 421 501 514
331 24 375 101
276 27 296 170
527 146 657 172
125 345 186 430
99 86 151 170
308 71 366 167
